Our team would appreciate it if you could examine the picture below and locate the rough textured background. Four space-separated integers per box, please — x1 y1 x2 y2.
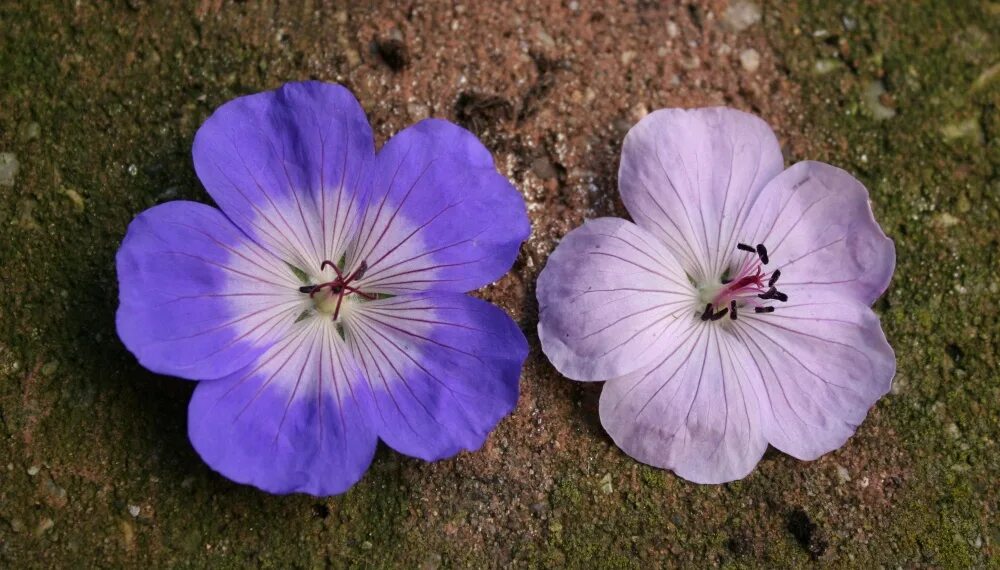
0 0 997 567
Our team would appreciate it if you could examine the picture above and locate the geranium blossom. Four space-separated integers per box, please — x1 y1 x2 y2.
537 108 895 483
116 82 530 495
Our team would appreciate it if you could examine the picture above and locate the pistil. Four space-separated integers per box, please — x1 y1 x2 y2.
699 242 789 321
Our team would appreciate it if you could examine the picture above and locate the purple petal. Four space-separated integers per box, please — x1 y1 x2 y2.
599 324 767 484
619 108 784 282
537 218 696 381
188 319 378 496
343 292 527 460
740 161 895 305
116 201 305 380
731 289 895 460
348 119 529 295
192 81 375 271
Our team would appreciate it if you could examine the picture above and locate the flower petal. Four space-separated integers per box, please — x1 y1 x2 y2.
537 218 696 381
349 119 529 295
731 290 895 460
192 81 375 271
619 108 784 282
599 324 768 484
188 319 378 496
740 161 895 305
116 201 305 380
343 292 527 460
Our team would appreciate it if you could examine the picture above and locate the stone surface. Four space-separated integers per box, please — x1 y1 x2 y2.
0 1 996 567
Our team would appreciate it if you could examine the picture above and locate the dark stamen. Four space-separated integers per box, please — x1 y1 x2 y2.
768 269 781 287
737 243 756 253
758 287 777 300
756 244 769 264
347 260 368 282
730 300 738 320
700 303 714 321
710 308 729 321
298 285 316 294
754 306 774 314
773 291 788 302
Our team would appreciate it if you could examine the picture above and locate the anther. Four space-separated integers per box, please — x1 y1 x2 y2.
298 285 316 294
730 300 738 320
756 244 769 264
350 260 368 281
772 291 788 302
710 308 729 321
758 287 777 300
768 269 781 287
754 306 775 314
700 303 714 321
737 243 756 253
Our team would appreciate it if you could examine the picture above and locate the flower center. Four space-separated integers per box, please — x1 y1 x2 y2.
697 242 788 322
298 259 374 320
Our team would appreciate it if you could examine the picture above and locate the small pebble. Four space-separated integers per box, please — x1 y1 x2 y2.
940 118 984 145
27 465 40 476
835 465 851 483
739 48 760 72
35 517 54 537
813 59 843 75
946 423 960 438
20 122 41 141
934 212 960 228
721 1 761 33
62 188 86 212
680 55 701 70
862 80 896 120
0 153 19 187
599 473 614 494
972 62 1000 92
128 504 141 517
407 102 430 121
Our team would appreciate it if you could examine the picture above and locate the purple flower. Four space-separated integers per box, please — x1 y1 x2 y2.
116 82 530 495
537 108 895 484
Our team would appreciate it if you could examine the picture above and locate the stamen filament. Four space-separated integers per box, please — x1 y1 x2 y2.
300 259 373 319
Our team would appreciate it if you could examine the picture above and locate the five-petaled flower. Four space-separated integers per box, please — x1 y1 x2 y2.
116 82 530 495
537 108 896 483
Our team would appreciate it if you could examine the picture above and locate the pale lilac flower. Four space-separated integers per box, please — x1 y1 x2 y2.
116 82 529 495
537 108 895 483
